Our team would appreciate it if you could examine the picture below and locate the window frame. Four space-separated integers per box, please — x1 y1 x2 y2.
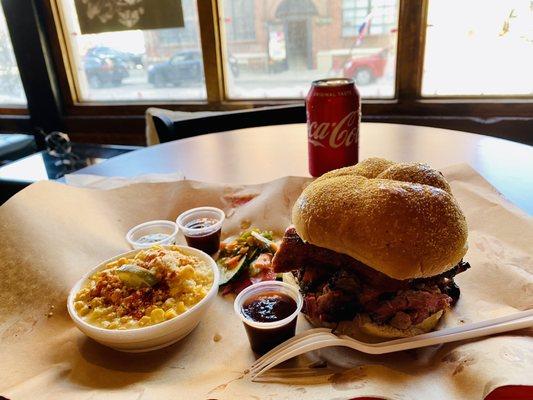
0 0 531 146
0 0 28 122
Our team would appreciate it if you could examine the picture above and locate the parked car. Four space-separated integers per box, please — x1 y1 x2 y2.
84 56 129 88
342 49 388 86
86 46 144 69
148 50 203 87
148 50 239 87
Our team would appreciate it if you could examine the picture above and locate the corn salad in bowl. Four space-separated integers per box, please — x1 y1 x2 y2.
68 245 219 352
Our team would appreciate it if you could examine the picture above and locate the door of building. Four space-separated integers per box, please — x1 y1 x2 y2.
286 20 308 70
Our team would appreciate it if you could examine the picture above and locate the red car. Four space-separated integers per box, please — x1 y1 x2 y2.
342 49 388 86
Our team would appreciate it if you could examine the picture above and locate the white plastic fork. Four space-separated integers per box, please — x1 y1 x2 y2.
251 328 331 370
249 309 533 380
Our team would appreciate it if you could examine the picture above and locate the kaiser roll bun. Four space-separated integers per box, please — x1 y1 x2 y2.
334 310 445 339
292 158 468 280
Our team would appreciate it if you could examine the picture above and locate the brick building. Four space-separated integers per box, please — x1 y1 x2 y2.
145 0 398 74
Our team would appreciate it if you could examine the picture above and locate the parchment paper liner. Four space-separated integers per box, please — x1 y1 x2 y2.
0 164 531 400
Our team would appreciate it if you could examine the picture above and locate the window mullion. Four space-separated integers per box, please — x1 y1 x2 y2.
197 0 225 104
1 0 64 146
395 0 429 101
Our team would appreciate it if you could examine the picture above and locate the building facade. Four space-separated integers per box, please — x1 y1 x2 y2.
145 0 398 74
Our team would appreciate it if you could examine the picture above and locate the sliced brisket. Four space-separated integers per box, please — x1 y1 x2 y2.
274 226 470 329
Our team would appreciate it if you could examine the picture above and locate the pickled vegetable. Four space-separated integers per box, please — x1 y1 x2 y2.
218 256 247 285
250 231 278 252
115 264 160 288
216 229 279 291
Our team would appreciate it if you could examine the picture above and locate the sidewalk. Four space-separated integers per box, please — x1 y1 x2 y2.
233 68 337 84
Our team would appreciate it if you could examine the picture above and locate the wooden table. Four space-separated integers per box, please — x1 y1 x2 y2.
77 123 533 399
77 123 532 214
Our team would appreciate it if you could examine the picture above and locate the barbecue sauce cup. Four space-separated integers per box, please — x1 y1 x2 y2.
234 281 303 355
176 207 225 256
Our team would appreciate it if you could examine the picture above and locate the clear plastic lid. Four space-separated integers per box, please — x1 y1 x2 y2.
126 220 178 249
234 281 303 330
176 206 225 237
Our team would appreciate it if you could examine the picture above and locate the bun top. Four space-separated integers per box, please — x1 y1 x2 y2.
292 158 468 280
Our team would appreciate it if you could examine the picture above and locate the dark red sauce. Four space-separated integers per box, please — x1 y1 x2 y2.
241 292 298 354
243 292 296 322
183 217 221 255
185 217 217 230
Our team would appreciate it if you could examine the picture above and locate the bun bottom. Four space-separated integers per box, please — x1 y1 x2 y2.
305 310 444 339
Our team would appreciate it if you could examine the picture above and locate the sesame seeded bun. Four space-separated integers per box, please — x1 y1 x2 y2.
292 158 468 280
377 162 452 193
317 157 395 180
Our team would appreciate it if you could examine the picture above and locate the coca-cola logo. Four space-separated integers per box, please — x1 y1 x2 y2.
308 111 360 148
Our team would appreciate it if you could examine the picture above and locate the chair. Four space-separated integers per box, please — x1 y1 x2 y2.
153 104 306 144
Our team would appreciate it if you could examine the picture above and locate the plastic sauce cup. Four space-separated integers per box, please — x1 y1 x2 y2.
234 281 303 355
126 220 178 249
176 207 225 255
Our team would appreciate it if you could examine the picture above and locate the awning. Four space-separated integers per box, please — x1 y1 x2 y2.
275 0 318 19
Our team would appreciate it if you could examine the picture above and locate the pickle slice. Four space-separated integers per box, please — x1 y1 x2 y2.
218 256 247 286
250 231 278 252
115 264 159 288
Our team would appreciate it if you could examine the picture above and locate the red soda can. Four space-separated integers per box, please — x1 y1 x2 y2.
306 78 361 177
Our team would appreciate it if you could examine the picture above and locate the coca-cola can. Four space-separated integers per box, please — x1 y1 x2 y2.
306 78 361 177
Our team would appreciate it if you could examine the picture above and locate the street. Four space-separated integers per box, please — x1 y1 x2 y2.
82 68 395 102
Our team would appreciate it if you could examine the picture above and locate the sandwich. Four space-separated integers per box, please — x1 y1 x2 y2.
272 158 470 338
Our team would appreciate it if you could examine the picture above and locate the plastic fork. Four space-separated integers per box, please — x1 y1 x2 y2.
249 309 533 380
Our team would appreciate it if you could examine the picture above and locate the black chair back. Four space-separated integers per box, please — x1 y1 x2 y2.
153 104 306 143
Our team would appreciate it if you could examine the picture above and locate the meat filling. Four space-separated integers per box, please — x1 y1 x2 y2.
273 226 470 330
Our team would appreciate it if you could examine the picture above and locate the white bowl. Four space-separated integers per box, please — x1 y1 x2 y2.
67 245 220 352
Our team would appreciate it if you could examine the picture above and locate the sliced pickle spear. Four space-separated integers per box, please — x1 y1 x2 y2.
250 231 278 252
115 264 159 288
218 256 247 286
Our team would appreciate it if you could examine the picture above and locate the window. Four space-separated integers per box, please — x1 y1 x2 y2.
55 0 206 102
158 2 200 47
220 0 399 99
224 0 256 41
342 0 398 37
422 0 533 96
158 27 196 46
0 4 26 106
1 0 530 145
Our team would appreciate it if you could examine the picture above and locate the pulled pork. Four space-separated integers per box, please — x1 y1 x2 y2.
272 226 469 330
